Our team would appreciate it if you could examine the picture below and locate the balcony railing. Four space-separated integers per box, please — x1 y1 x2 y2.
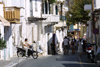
4 7 20 23
60 16 66 21
42 14 60 22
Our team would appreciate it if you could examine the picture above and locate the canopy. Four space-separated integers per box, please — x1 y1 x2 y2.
0 15 10 26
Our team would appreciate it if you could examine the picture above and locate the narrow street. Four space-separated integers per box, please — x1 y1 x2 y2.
14 53 98 67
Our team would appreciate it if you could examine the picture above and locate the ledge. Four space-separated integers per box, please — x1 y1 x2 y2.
28 17 46 21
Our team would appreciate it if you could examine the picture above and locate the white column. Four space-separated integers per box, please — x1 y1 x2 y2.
37 22 42 41
53 4 56 15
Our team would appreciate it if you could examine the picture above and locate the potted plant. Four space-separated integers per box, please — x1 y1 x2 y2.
0 38 6 50
45 0 56 4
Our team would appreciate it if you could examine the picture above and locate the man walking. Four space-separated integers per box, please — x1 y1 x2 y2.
63 36 69 55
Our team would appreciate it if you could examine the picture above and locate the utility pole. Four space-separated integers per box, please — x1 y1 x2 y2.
92 0 95 29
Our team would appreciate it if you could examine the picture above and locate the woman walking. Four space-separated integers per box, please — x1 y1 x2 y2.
78 39 83 57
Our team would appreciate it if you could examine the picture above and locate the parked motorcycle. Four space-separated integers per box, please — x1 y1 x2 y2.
86 43 95 62
16 46 38 59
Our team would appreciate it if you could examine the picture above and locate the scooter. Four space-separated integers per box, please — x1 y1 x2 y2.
16 46 38 59
86 43 94 62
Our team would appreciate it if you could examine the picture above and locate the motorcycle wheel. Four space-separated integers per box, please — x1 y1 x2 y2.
32 52 38 59
17 52 23 57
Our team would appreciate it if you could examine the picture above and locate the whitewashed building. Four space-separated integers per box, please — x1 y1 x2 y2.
0 2 10 60
85 0 100 55
0 0 68 60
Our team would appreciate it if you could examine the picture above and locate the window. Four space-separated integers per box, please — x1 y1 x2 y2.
42 2 44 14
49 3 50 14
55 5 58 15
45 1 47 14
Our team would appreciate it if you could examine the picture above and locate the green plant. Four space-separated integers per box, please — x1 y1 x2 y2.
0 38 6 49
45 0 56 4
66 0 91 26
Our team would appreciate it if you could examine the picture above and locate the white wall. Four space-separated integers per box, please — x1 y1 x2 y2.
25 0 30 17
0 0 2 2
12 0 20 7
95 0 100 9
0 4 4 60
0 4 3 16
0 23 4 60
33 23 38 41
26 24 32 44
32 0 42 17
4 0 21 7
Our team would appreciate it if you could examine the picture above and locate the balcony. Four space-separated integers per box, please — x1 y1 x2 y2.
60 16 66 21
4 7 20 23
42 14 60 23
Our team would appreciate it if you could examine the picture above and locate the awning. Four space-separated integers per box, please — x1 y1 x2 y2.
74 29 80 31
68 29 80 32
0 15 10 26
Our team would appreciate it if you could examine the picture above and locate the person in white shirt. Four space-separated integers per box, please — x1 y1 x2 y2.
63 36 69 55
78 39 83 57
23 38 31 56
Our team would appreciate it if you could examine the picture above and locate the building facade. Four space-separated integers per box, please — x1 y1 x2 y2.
85 0 100 55
0 0 68 60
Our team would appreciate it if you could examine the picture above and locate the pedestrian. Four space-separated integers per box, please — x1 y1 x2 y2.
75 38 79 50
33 41 37 51
83 39 86 54
37 41 43 54
23 38 31 57
78 39 83 57
62 36 69 55
50 41 56 55
71 39 75 54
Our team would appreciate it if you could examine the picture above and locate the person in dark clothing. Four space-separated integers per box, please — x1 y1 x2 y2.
51 41 56 55
83 40 86 53
71 39 75 54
